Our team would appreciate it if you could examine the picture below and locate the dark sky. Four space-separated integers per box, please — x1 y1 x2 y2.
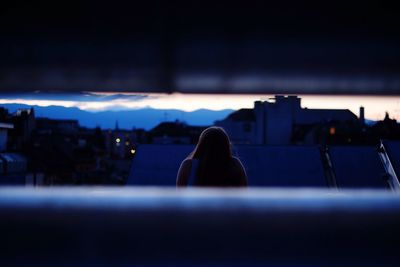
1 1 399 39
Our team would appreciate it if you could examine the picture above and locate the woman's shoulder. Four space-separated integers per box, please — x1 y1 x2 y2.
231 156 244 167
181 158 200 169
231 156 248 186
177 158 194 186
230 156 246 174
181 158 193 168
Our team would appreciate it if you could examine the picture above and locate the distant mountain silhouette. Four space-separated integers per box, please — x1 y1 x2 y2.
0 104 233 130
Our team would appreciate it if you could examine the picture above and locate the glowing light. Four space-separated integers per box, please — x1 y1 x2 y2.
329 127 336 135
116 138 121 143
130 149 136 154
125 141 130 146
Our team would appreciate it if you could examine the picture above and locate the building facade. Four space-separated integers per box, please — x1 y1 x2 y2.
216 95 359 145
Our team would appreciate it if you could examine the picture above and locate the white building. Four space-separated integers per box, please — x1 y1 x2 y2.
216 95 358 145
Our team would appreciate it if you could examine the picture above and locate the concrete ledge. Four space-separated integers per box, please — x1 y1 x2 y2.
1 187 400 266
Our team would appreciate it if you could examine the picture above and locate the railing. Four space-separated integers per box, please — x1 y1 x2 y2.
378 141 400 191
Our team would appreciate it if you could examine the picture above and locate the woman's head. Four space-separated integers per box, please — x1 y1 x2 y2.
192 126 232 160
190 127 234 186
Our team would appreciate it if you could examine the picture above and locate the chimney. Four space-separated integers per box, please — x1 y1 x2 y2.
359 106 365 124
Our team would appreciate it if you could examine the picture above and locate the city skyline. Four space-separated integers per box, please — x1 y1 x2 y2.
0 93 399 122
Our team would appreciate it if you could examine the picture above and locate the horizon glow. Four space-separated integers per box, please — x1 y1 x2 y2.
0 93 399 121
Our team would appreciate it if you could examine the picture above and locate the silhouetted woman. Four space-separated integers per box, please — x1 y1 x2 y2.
177 126 247 187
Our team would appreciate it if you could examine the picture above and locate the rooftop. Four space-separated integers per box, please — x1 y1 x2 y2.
226 108 256 121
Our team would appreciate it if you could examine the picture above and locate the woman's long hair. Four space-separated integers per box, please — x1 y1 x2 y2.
189 127 233 186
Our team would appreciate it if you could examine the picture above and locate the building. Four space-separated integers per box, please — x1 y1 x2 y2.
214 109 256 144
36 118 79 134
104 127 138 159
216 95 359 145
0 123 13 151
149 121 207 145
0 153 27 185
6 108 36 150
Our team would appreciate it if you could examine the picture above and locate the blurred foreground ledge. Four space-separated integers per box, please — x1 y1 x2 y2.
1 187 400 266
2 1 400 95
